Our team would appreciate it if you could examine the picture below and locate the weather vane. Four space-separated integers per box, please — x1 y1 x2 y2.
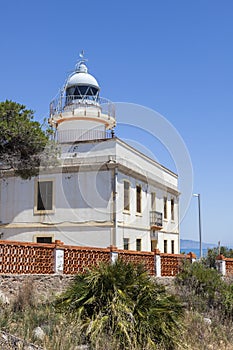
75 50 88 71
79 50 85 59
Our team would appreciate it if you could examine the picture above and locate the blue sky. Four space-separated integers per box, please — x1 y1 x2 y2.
0 0 233 245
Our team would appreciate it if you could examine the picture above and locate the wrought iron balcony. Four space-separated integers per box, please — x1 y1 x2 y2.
150 211 163 230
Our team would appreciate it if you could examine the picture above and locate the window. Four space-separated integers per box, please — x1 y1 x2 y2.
124 181 130 211
171 198 174 220
164 240 167 253
171 240 175 254
164 197 167 219
151 240 157 251
136 238 142 251
37 181 53 211
36 237 53 244
151 192 156 211
136 185 142 213
35 180 54 213
123 238 129 250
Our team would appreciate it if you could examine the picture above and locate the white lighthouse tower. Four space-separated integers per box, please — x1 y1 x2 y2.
48 52 116 144
0 53 180 254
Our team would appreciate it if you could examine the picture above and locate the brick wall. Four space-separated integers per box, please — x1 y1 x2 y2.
160 253 186 276
154 251 195 277
225 259 233 276
63 245 110 274
216 255 233 276
0 240 195 277
117 250 155 275
0 240 54 274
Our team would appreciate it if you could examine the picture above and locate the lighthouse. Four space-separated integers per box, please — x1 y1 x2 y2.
0 53 180 254
48 53 116 144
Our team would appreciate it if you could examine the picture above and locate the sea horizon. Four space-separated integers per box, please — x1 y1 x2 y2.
180 248 208 259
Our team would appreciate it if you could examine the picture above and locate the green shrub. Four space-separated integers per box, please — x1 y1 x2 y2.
175 261 233 322
203 246 233 269
176 261 224 298
222 283 233 320
56 260 184 350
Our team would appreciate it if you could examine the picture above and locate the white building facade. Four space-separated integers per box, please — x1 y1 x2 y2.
0 56 180 253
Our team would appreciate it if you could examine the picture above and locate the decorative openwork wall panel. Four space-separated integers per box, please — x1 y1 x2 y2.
63 246 110 274
118 250 155 275
0 240 199 277
226 259 233 276
160 253 186 276
0 241 54 274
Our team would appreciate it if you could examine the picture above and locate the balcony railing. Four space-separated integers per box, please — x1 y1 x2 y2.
49 95 115 121
150 211 163 229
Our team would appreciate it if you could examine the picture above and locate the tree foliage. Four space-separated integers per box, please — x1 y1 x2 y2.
176 261 233 322
0 100 51 179
203 246 233 269
56 260 184 349
176 261 224 307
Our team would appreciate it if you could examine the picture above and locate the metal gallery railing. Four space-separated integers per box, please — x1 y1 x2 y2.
50 95 115 120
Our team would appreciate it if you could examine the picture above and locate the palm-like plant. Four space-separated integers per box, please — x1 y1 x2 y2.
56 260 183 349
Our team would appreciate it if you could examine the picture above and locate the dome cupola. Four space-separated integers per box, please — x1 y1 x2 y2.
65 54 100 101
49 51 116 144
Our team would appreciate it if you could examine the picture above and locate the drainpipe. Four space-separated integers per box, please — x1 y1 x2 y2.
111 165 118 247
178 195 180 254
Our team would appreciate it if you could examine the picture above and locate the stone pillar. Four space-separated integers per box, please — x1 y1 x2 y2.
216 255 226 276
54 240 64 274
186 252 196 264
108 246 118 264
154 249 161 277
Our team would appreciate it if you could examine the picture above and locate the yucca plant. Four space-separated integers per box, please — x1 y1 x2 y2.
56 260 184 349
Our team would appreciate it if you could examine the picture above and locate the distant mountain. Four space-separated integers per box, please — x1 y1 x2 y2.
180 239 217 250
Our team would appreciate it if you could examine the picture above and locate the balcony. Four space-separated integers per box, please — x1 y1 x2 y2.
150 211 163 230
49 95 115 121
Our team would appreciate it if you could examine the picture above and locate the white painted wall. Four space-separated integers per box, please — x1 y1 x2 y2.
1 226 112 248
1 170 112 225
58 120 106 143
1 138 180 252
115 170 179 253
116 140 178 190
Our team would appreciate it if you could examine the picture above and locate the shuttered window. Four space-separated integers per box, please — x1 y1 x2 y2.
124 181 130 211
123 238 129 250
37 181 53 211
171 198 174 220
136 238 141 251
164 197 167 219
164 240 167 253
136 185 142 213
171 240 175 254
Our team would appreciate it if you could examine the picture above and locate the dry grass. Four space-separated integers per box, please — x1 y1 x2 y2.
179 311 233 350
1 276 233 349
12 277 35 312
